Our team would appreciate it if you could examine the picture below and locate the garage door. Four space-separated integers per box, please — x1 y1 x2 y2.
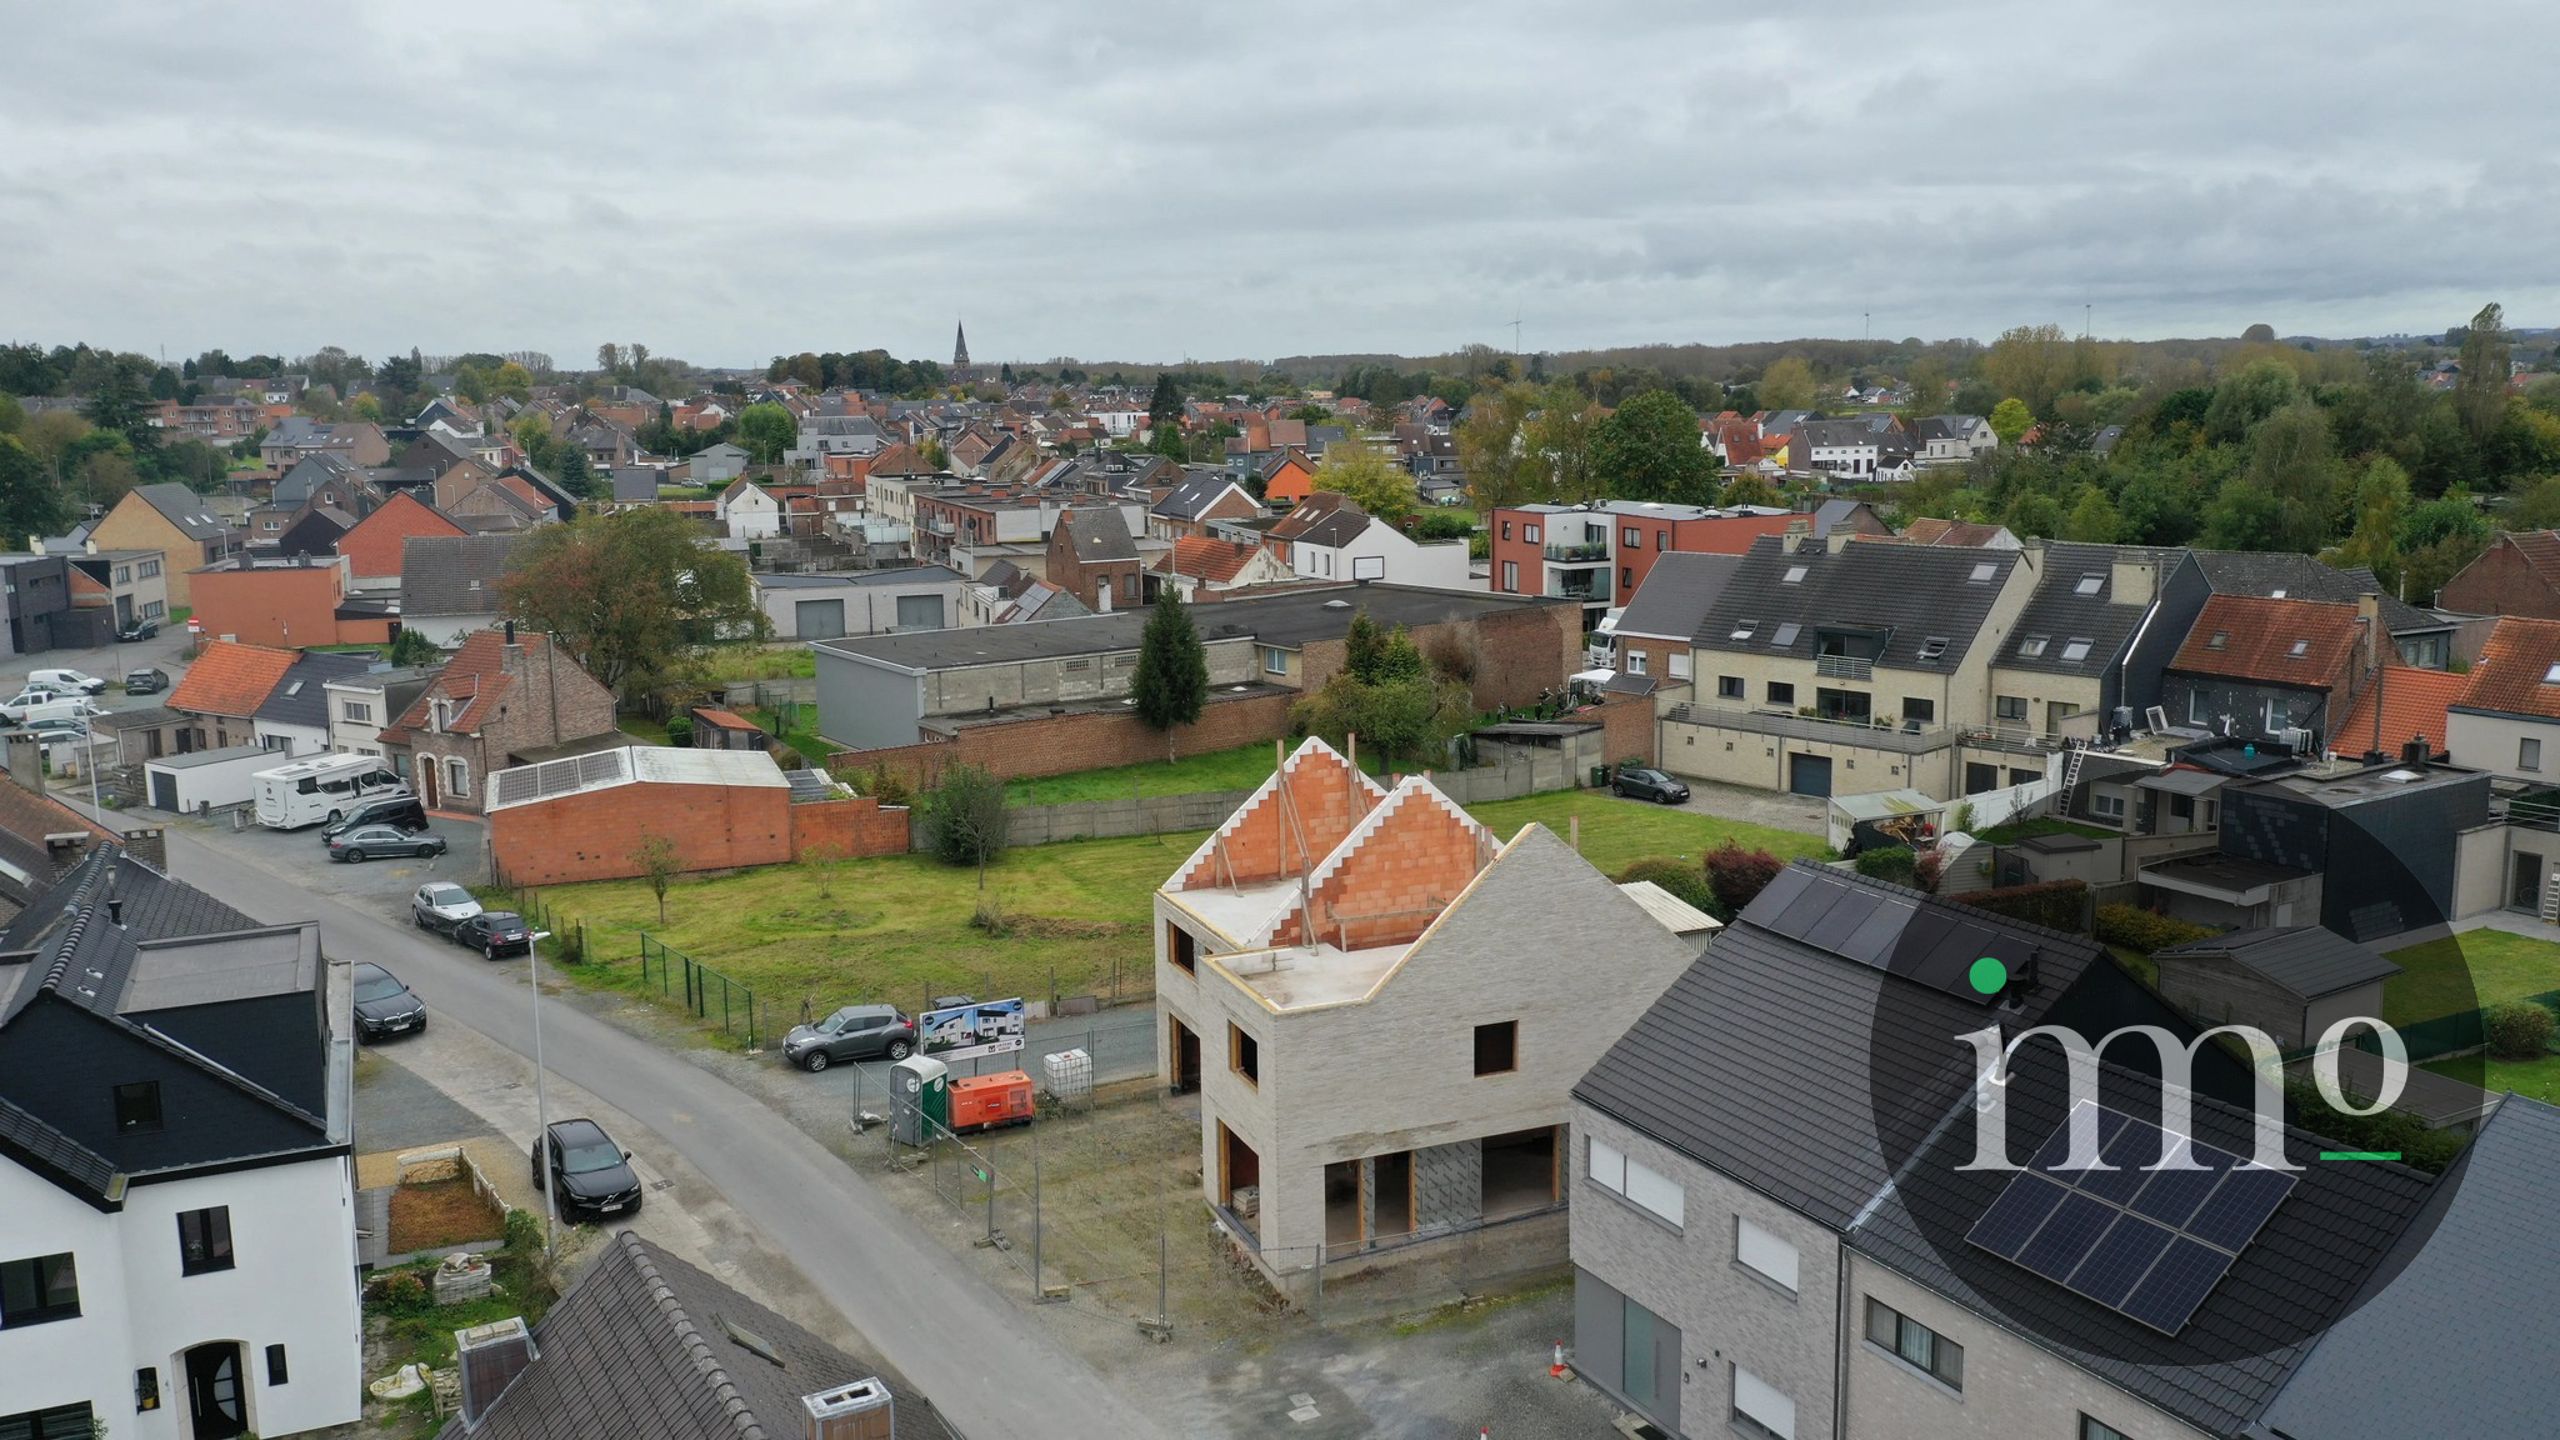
795 598 847 641
149 771 178 811
1788 753 1832 797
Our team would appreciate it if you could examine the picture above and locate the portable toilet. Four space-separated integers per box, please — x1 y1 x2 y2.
888 1055 949 1146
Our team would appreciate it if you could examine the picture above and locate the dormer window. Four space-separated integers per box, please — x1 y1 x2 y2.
2073 573 2103 596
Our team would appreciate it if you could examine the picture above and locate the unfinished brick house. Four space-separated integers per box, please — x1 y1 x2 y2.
1152 737 1702 1294
376 625 619 813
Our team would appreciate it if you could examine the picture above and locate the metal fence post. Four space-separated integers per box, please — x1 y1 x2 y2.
1031 1142 1042 1298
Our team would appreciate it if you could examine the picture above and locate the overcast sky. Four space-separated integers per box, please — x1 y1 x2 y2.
6 2 2554 370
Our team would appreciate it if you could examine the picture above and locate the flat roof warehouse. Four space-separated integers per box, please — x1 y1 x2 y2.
808 582 1570 674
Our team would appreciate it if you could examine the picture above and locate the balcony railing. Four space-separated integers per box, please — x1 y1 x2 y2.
1814 654 1874 682
1552 575 1611 603
1665 701 1956 754
1543 541 1609 563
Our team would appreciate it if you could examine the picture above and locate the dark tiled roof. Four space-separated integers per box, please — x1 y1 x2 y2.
2152 925 2401 999
1057 508 1137 563
1999 542 2178 678
400 533 527 616
2188 550 2441 635
253 652 373 730
129 482 232 540
1690 534 2021 672
1151 470 1251 521
2252 1097 2560 1438
1613 552 1741 641
1852 1044 2434 1439
437 1231 911 1440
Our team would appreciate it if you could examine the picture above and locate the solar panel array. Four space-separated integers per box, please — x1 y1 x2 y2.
1748 865 2037 1006
1967 1101 2298 1335
489 749 631 808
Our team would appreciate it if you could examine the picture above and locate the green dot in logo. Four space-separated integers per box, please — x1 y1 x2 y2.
1968 957 2009 995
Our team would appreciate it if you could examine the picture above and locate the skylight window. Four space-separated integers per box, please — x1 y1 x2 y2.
2544 663 2560 685
2017 635 2049 658
1783 564 1809 584
1969 562 1997 584
2074 573 2103 596
2207 631 2228 649
1771 622 1801 647
2061 638 2094 662
2269 588 2287 598
1730 619 1759 641
2287 639 2309 658
1919 636 1950 660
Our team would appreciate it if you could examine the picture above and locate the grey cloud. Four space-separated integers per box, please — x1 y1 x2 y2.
2 0 2554 368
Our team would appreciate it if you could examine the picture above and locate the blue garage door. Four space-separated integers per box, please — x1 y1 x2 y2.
1788 753 1833 797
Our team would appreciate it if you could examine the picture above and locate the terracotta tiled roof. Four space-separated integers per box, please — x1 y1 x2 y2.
166 640 298 718
2455 616 2560 721
2504 530 2560 579
1158 536 1266 584
381 629 551 741
2169 595 2362 682
2335 666 2468 757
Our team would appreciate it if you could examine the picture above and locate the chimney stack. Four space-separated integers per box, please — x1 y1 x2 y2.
5 734 44 799
802 1378 896 1440
455 1318 537 1427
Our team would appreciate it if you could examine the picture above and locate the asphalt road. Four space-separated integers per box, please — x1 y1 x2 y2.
157 823 1169 1440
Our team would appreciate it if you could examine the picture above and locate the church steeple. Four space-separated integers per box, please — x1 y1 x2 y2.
953 319 970 372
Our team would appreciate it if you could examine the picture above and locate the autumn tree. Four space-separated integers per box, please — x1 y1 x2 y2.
1989 398 2034 445
1311 441 1416 524
632 834 681 923
2456 302 2513 443
499 507 767 704
1757 356 1816 411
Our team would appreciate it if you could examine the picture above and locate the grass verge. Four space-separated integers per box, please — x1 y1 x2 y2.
2382 929 2560 1025
1002 740 1387 806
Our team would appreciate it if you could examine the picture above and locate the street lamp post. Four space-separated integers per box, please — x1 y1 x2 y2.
530 917 557 1256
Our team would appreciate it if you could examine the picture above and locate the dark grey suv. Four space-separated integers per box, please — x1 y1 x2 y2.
782 1004 917 1071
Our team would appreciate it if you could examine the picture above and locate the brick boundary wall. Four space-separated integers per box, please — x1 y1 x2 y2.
1594 691 1658 768
828 690 1299 789
789 794 911 861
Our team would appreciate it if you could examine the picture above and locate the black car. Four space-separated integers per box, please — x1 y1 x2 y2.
781 1004 917 1071
352 961 426 1041
531 1117 641 1221
1610 765 1691 805
320 793 428 841
455 910 535 959
118 618 160 642
325 824 446 863
123 667 168 695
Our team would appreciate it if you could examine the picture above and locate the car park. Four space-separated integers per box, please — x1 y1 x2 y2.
321 793 428 840
0 688 95 726
454 910 536 959
411 881 483 934
351 961 426 1041
117 618 160 642
124 667 168 695
28 668 107 696
1610 765 1691 805
781 1004 917 1071
325 824 447 863
530 1117 642 1221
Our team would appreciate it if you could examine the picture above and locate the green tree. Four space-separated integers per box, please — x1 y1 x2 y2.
491 361 535 402
1453 382 1548 510
1721 473 1782 508
1311 442 1416 524
2243 403 2342 551
734 402 797 464
2456 302 2513 442
2201 358 2299 444
350 391 383 422
498 508 767 703
1983 323 2074 415
1757 356 1816 411
2201 480 2287 551
388 626 442 667
0 436 69 547
1131 588 1208 754
1589 389 1716 504
82 358 160 464
632 834 682 923
1989 397 2034 445
1147 371 1182 431
921 763 1010 889
2060 486 2121 543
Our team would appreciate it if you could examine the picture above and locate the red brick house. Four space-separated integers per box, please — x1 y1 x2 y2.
337 491 466 591
376 627 620 813
2436 530 2560 619
1046 506 1143 613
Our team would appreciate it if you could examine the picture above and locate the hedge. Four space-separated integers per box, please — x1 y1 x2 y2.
2093 903 2218 954
1852 846 1917 885
2485 1001 2557 1060
1615 858 1722 920
1954 878 2089 933
1705 842 1787 918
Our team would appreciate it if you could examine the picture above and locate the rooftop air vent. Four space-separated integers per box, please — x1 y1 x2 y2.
1323 599 1351 609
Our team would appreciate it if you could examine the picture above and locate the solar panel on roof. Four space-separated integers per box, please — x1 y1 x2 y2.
1964 1100 2299 1336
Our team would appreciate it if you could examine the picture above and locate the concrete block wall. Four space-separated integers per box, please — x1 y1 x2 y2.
1414 1139 1483 1234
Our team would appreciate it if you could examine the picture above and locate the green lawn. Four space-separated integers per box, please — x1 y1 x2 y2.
530 785 1828 1032
617 714 671 745
744 704 838 763
1974 816 2116 845
696 644 814 684
1003 740 1387 806
2382 930 2560 1025
2427 1053 2560 1106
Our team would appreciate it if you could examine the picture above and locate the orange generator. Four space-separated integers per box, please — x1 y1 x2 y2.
949 1070 1037 1132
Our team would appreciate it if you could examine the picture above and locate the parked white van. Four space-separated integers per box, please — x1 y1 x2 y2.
27 668 108 695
